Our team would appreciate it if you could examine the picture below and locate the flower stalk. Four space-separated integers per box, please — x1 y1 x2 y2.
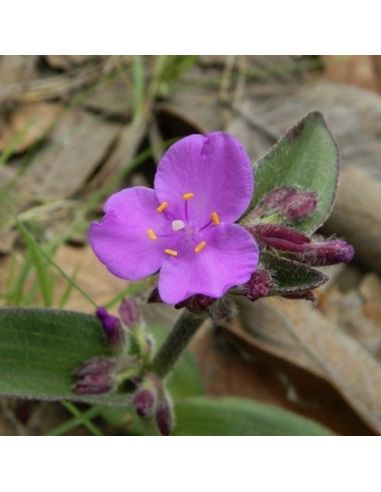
151 309 207 378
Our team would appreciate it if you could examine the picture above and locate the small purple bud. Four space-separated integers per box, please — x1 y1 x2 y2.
96 306 125 350
155 395 173 436
133 389 156 417
119 298 140 327
244 269 273 302
299 240 355 266
282 191 318 220
250 224 310 252
73 357 115 395
175 294 216 312
251 186 318 222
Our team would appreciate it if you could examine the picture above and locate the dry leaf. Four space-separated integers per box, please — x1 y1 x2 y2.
236 297 381 434
0 102 62 153
21 108 121 198
324 55 381 94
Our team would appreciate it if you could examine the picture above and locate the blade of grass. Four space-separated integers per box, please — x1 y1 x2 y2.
46 404 102 436
16 222 53 307
61 402 103 436
1 193 97 309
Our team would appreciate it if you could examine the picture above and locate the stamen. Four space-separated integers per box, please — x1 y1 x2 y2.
164 249 178 257
157 201 168 212
182 192 194 200
194 241 206 253
211 211 220 225
147 229 157 240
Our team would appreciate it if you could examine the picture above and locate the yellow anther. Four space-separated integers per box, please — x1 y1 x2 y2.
211 211 220 225
147 229 157 240
157 201 168 212
194 241 207 253
182 192 194 200
164 249 178 257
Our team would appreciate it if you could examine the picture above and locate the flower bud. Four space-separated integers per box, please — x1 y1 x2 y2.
280 189 318 220
155 393 173 436
132 388 156 417
248 186 318 223
119 298 140 327
73 357 115 395
244 269 273 301
96 306 125 351
251 224 310 252
299 240 355 266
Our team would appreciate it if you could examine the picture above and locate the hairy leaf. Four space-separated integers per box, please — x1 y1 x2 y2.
250 112 339 234
0 308 128 405
261 251 328 295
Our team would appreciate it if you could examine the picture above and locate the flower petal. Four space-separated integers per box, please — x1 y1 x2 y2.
154 132 254 226
89 187 173 280
158 223 259 304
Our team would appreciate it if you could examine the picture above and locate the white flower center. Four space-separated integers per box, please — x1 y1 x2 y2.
172 219 185 232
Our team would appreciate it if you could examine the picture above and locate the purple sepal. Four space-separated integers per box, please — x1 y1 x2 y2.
252 186 318 222
73 357 115 395
96 306 125 350
119 298 140 327
133 389 156 418
244 269 273 302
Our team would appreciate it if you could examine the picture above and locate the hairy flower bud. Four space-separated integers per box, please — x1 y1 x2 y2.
251 224 310 251
247 186 318 224
96 306 125 351
133 388 156 417
119 298 140 327
155 393 173 436
244 269 273 301
73 357 115 395
298 240 355 266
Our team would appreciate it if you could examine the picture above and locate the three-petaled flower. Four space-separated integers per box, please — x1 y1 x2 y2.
89 132 259 304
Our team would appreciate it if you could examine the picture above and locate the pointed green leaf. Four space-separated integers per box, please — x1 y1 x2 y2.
250 112 339 234
173 397 334 435
0 308 128 405
261 252 328 295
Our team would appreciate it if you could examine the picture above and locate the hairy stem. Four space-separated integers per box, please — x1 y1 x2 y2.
151 309 207 378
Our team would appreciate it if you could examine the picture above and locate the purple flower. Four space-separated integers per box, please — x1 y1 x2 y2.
89 133 259 304
96 306 125 350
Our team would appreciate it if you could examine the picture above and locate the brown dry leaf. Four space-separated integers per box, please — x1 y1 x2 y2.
54 245 127 313
82 78 133 117
235 297 381 434
324 55 381 94
0 56 38 84
45 56 95 71
21 108 121 199
192 323 371 435
0 102 62 153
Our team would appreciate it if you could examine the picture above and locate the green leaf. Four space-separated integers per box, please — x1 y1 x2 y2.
250 112 339 234
0 308 128 405
261 252 328 294
173 397 334 436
